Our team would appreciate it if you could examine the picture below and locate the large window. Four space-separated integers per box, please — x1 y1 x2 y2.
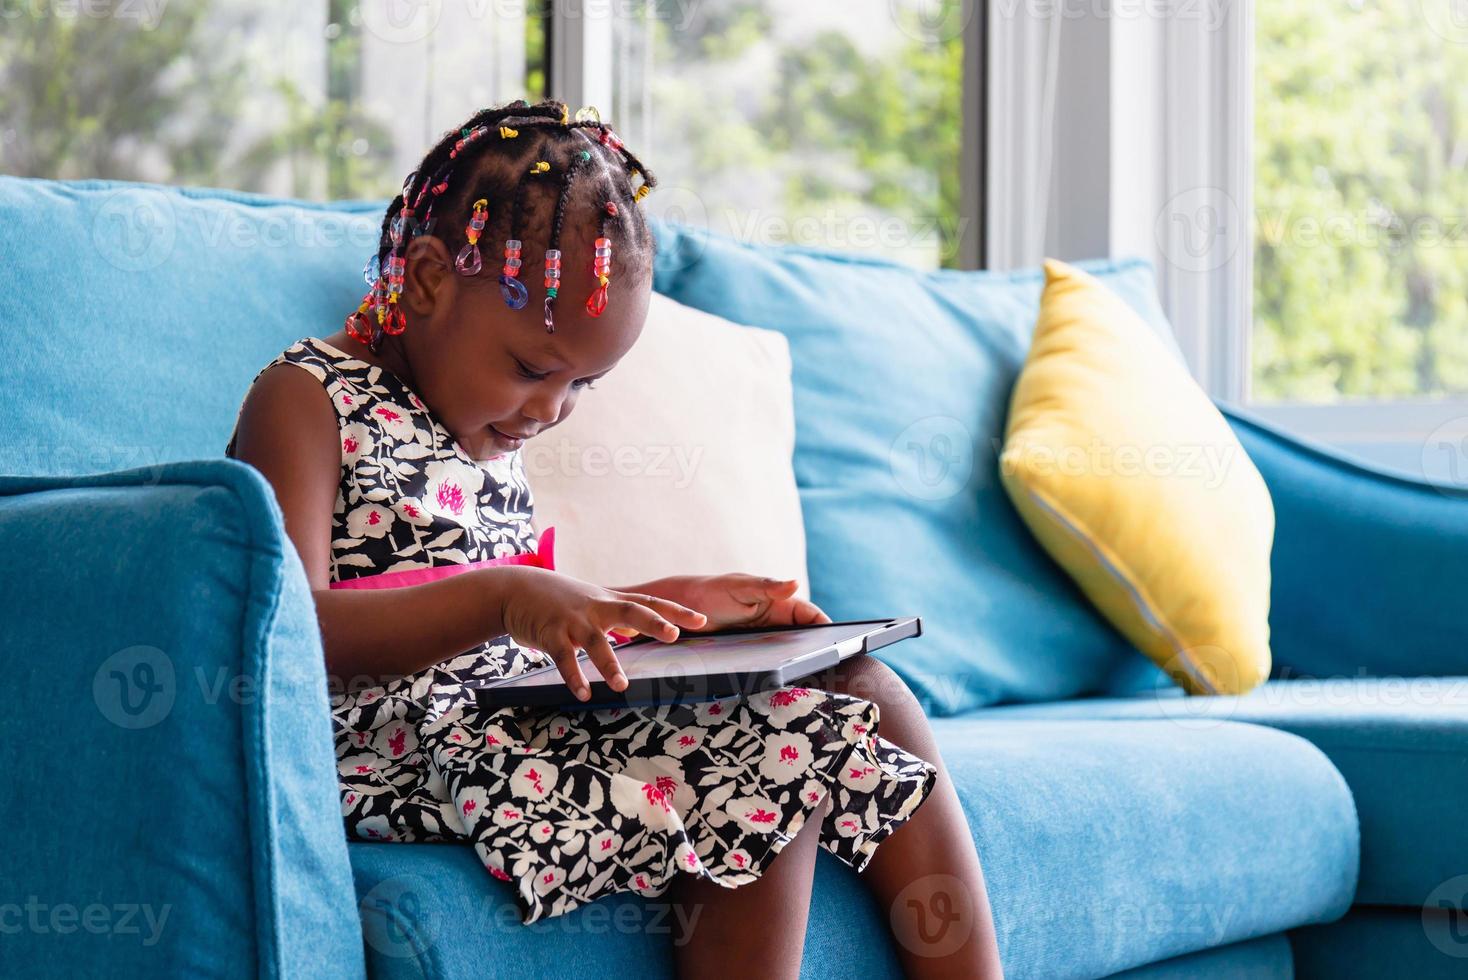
1 1 965 267
1253 0 1468 403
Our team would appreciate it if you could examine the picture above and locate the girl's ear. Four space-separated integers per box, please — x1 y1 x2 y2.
402 236 455 317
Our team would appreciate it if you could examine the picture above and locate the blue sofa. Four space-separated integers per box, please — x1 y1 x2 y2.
3 176 1464 979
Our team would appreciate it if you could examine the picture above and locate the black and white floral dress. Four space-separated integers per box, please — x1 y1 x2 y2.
231 337 937 923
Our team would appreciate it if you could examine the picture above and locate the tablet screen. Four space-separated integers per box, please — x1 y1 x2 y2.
490 621 882 689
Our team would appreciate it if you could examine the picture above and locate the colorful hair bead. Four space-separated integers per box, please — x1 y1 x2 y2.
345 291 375 345
383 297 406 335
499 126 519 139
499 238 528 309
540 147 590 332
598 128 625 153
455 198 489 276
586 235 611 318
542 248 561 331
383 254 407 334
450 126 487 159
500 140 548 311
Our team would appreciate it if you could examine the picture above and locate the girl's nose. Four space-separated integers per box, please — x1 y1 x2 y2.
521 390 564 425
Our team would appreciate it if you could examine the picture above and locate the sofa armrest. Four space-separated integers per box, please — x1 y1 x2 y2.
1225 407 1468 680
0 461 363 979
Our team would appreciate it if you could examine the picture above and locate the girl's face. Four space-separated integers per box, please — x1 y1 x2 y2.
384 229 650 461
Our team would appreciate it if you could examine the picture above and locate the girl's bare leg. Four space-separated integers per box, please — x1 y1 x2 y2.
820 656 1005 979
669 800 824 979
670 657 1004 979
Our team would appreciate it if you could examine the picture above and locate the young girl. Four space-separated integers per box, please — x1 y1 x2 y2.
229 99 1002 978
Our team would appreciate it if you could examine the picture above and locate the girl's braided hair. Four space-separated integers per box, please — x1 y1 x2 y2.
347 99 656 347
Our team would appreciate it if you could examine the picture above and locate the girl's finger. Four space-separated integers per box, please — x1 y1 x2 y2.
613 593 708 631
599 599 684 643
727 576 800 605
580 628 628 692
548 641 591 701
792 600 832 626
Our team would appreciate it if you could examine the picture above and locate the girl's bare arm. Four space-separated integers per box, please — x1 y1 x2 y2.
230 364 701 693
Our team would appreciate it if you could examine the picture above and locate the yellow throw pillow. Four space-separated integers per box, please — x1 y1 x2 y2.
999 260 1274 695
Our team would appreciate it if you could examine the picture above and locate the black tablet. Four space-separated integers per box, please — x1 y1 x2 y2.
472 617 921 710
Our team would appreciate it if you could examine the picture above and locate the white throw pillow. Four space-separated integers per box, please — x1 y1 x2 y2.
527 292 809 597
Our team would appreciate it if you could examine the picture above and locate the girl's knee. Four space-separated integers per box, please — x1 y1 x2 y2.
823 657 924 725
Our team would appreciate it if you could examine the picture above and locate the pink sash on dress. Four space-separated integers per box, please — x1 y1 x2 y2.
329 526 557 590
326 527 635 644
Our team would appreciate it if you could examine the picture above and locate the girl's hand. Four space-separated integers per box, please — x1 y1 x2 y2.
496 567 707 701
658 574 833 632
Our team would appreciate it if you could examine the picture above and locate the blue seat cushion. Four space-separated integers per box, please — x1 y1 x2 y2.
349 842 901 980
1108 934 1292 980
986 677 1468 909
349 718 1356 980
650 221 1184 715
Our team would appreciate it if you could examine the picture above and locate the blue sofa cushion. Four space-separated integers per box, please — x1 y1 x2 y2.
350 842 905 980
650 221 1183 714
347 717 1355 980
0 461 362 978
1227 407 1468 681
1291 906 1468 979
985 677 1468 909
1107 934 1293 980
0 177 376 476
939 718 1356 978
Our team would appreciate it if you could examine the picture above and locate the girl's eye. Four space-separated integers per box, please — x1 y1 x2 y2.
516 359 595 389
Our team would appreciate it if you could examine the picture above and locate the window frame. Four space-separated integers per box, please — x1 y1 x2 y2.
1214 0 1468 450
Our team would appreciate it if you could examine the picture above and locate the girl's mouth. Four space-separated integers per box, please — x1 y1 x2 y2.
487 424 527 450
